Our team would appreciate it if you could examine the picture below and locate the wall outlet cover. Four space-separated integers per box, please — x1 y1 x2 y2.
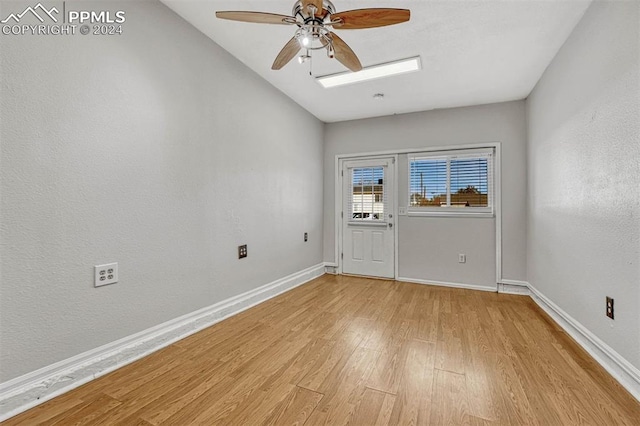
238 244 248 259
95 263 118 287
606 296 614 319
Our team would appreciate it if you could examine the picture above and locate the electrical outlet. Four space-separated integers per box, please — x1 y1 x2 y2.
458 254 466 263
238 244 247 259
304 232 308 242
606 297 614 319
94 263 118 287
399 207 407 216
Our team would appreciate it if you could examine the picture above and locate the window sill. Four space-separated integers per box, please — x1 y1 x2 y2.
406 210 494 218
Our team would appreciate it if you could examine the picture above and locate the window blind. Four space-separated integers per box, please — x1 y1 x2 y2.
409 156 447 207
409 149 493 211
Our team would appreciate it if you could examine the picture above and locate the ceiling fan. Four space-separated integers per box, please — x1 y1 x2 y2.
216 0 410 72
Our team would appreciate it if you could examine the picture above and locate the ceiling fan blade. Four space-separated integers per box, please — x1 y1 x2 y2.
216 11 296 25
330 32 362 72
302 0 324 16
331 8 410 30
272 37 301 70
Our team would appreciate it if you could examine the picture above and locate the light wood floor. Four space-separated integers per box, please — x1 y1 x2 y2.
5 274 640 425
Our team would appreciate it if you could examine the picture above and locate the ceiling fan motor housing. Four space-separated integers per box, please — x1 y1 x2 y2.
292 0 336 19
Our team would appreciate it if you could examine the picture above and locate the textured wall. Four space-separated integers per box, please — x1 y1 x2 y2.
324 101 527 285
0 0 324 382
527 0 639 368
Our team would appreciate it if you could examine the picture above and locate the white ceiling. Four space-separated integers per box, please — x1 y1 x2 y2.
161 0 591 123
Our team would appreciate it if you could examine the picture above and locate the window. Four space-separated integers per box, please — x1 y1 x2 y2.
408 148 494 215
350 167 386 221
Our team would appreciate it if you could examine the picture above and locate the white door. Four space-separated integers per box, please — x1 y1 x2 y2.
342 158 395 278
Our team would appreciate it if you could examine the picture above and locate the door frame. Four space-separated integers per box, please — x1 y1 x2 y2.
333 143 502 286
336 154 399 278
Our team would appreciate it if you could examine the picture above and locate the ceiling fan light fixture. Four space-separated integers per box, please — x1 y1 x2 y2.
300 34 311 47
296 26 322 49
316 56 422 88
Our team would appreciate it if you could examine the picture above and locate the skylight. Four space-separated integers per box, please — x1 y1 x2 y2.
316 56 421 89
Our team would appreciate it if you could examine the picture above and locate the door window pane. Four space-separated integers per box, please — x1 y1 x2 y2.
351 167 385 220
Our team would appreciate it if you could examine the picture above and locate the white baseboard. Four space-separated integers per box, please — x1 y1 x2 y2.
498 279 531 295
0 263 325 422
396 277 496 292
528 282 640 402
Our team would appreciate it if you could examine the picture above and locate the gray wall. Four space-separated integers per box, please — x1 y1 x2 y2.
527 0 639 369
324 101 527 286
0 0 324 382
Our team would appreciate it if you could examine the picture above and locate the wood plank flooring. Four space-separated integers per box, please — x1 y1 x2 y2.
5 274 640 425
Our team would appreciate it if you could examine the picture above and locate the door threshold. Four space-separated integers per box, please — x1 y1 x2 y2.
340 273 394 281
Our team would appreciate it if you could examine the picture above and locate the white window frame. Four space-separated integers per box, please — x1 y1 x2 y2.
407 148 495 218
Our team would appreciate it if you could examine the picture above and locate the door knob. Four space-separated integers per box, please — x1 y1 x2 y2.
388 223 393 228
